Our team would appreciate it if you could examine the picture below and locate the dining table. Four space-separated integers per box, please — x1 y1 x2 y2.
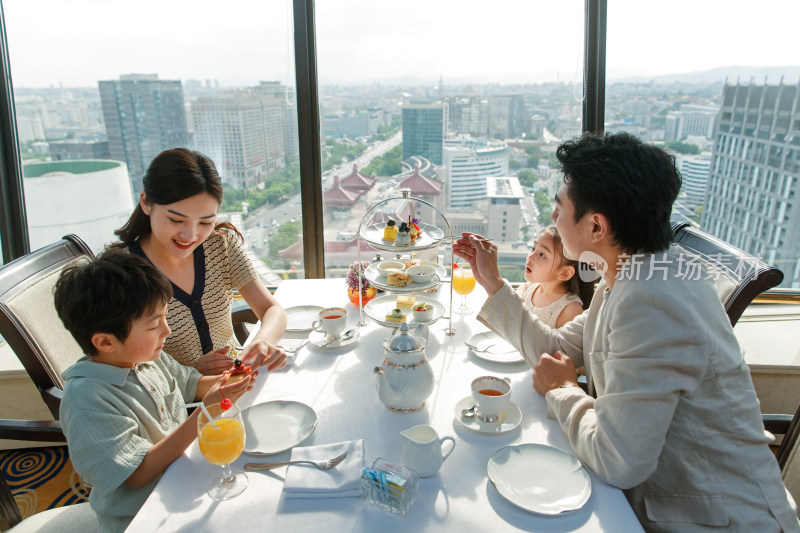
127 278 643 532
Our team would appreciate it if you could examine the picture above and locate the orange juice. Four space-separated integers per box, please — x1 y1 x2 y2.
199 417 245 466
453 268 476 295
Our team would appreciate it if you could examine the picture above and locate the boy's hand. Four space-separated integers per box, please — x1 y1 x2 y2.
195 346 235 376
203 371 258 408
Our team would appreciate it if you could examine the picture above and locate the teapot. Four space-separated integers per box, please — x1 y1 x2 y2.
374 322 434 412
401 425 455 477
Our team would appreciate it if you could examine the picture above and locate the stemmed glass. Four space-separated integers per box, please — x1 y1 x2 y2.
452 263 476 315
198 403 248 500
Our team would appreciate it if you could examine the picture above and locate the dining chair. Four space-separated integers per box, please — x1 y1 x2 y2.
670 221 784 326
0 234 95 419
763 402 800 517
0 420 98 531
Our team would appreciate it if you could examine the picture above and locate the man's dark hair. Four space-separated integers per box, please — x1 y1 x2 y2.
54 248 173 355
556 132 681 254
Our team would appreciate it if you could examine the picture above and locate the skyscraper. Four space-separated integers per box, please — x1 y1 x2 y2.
443 138 509 208
701 82 800 288
402 102 444 165
98 74 189 198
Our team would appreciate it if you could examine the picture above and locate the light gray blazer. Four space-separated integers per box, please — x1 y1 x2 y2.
478 245 799 532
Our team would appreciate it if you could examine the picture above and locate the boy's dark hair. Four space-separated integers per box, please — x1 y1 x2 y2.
556 132 681 254
54 248 173 355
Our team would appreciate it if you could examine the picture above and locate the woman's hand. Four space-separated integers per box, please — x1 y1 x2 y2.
202 370 258 408
452 232 505 296
195 346 236 376
237 340 287 372
532 351 579 396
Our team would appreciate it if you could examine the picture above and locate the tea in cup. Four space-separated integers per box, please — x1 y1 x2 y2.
312 307 348 339
471 376 511 423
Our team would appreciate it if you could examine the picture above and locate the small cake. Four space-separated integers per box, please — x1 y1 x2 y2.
396 294 416 309
387 271 410 287
383 218 397 241
409 218 421 242
395 222 411 246
404 258 423 269
385 308 407 323
412 303 434 322
224 359 253 384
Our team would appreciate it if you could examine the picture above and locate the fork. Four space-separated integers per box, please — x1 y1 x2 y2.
244 451 348 472
464 342 516 354
278 339 308 353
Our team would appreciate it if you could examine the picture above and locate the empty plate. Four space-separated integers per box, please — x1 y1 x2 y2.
242 400 317 455
285 305 324 332
488 443 592 515
466 331 524 364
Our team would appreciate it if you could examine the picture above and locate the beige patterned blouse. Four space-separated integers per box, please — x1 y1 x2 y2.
131 230 258 366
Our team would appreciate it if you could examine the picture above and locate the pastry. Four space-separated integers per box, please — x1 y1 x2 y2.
412 303 433 322
404 258 423 269
383 218 397 241
395 222 411 246
409 218 421 242
396 295 416 309
387 271 410 287
385 308 407 323
224 359 253 384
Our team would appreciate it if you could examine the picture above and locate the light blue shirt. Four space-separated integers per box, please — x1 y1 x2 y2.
60 352 201 533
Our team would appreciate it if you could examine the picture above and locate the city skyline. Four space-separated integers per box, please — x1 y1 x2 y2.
3 0 799 88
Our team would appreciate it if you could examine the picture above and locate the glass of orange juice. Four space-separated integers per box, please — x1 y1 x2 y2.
452 264 476 315
198 403 248 500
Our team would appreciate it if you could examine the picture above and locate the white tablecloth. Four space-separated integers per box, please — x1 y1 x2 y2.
128 279 643 532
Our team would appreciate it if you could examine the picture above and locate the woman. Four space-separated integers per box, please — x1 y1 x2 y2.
113 148 287 375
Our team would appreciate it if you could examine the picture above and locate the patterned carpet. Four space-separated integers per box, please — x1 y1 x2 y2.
0 446 90 524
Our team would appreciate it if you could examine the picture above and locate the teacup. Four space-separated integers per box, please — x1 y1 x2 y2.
471 376 511 423
312 307 348 339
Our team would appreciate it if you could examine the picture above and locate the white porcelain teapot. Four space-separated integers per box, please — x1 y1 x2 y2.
373 322 434 412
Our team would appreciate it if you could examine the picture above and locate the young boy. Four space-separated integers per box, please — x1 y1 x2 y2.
54 248 256 532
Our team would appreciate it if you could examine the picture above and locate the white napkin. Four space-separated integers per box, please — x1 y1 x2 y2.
283 439 364 499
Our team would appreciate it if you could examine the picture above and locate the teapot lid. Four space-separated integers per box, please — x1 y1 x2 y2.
387 322 424 352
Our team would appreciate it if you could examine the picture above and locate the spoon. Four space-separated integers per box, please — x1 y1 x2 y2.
461 404 478 418
321 328 355 347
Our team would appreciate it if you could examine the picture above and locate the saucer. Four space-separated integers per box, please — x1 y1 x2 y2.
453 396 522 434
308 328 359 350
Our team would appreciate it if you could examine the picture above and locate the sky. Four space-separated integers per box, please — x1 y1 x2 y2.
3 0 799 88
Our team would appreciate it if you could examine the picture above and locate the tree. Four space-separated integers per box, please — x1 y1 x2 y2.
517 169 537 188
533 189 553 226
269 220 302 261
665 141 700 155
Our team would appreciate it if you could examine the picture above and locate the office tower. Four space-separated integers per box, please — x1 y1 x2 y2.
678 152 711 211
445 96 489 138
192 90 286 189
485 177 524 243
665 104 718 141
402 102 444 165
98 74 189 198
443 138 509 208
253 81 299 163
489 95 526 139
48 140 110 161
701 82 800 288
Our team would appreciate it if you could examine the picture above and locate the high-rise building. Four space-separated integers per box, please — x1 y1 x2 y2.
677 152 711 211
402 102 444 165
98 74 189 197
48 140 110 161
445 95 489 138
665 104 718 141
443 138 509 208
485 177 524 243
489 95 527 139
701 82 800 288
192 89 287 189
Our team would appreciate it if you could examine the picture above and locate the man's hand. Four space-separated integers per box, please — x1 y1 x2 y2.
532 351 579 396
452 232 505 297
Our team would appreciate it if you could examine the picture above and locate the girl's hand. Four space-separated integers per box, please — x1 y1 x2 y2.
202 370 258 408
237 340 287 372
195 346 235 375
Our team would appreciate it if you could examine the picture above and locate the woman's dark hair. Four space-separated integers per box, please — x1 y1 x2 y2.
113 148 241 247
556 132 681 254
538 225 597 310
54 248 173 356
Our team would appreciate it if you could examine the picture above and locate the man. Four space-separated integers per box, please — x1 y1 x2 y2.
453 132 798 531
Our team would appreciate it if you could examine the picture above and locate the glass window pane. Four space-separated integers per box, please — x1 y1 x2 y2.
315 1 585 286
606 0 800 288
3 0 300 285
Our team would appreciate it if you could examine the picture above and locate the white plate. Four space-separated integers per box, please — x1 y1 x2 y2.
359 222 445 251
487 443 592 515
364 295 445 327
285 305 324 332
453 396 522 434
242 401 318 455
364 260 446 293
307 327 360 349
466 331 524 364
